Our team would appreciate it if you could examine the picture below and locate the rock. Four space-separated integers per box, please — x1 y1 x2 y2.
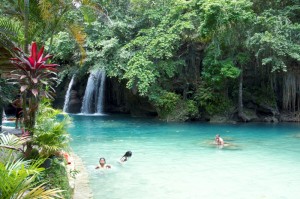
279 112 300 122
210 115 228 123
243 108 259 121
67 90 81 113
256 103 279 116
263 116 279 123
125 91 157 117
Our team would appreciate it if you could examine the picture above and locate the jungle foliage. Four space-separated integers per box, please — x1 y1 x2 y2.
1 0 300 120
54 0 300 120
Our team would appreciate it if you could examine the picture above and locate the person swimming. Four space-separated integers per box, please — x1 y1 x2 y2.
120 151 132 162
95 157 111 169
214 134 224 146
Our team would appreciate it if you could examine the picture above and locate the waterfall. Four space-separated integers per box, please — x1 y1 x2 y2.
96 71 106 113
63 75 75 113
3 110 7 121
81 70 106 114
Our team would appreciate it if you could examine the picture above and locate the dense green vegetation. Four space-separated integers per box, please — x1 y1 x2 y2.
42 0 300 121
0 0 300 197
1 0 300 122
0 100 72 198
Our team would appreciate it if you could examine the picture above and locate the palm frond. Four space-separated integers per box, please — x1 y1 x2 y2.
0 158 64 199
23 182 64 199
0 17 23 51
0 133 25 149
68 24 87 64
38 0 55 22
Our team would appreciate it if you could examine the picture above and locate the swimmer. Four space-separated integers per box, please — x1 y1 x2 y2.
120 151 132 162
95 157 111 169
214 134 224 146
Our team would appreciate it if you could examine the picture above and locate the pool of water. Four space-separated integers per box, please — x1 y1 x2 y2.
68 114 300 199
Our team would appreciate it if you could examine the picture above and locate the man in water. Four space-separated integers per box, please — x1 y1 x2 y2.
11 96 23 129
95 157 111 169
120 151 132 163
215 134 224 146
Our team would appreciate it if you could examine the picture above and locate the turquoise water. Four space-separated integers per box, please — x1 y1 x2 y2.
68 115 300 199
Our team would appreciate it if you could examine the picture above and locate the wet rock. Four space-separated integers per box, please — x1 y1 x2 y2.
257 103 280 116
263 116 279 123
243 108 259 122
67 90 81 113
210 115 229 123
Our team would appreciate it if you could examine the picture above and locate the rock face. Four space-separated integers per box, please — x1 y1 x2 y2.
67 90 81 113
105 78 157 116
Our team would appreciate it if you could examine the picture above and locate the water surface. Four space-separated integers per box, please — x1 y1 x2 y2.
69 115 300 199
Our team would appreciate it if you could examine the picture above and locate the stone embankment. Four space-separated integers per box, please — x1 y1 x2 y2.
67 153 93 199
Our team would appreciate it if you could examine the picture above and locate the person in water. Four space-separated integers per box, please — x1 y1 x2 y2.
120 151 132 162
215 134 224 146
11 95 23 129
95 157 111 169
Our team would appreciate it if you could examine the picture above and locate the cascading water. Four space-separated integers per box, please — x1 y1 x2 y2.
96 71 106 113
63 75 75 113
81 70 106 114
2 110 7 121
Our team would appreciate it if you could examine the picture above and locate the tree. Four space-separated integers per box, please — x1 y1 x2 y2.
10 42 59 130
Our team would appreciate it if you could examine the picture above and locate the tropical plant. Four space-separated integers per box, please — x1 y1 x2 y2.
10 41 59 130
33 99 71 157
0 17 23 52
0 155 63 199
0 133 64 199
0 133 27 157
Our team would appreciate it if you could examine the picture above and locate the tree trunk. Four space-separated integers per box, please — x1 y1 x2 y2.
0 106 3 131
24 0 30 53
238 69 249 122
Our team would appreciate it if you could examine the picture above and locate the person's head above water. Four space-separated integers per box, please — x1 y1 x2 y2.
96 157 111 169
99 157 106 166
120 151 132 162
124 151 132 158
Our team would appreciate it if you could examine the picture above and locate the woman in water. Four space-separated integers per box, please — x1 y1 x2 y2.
120 151 132 162
95 157 111 169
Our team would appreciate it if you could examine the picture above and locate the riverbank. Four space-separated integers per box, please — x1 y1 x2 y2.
0 126 22 135
0 127 93 199
67 153 93 199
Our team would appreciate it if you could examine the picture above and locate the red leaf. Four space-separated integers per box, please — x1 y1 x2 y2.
32 89 38 97
28 57 35 68
43 64 59 68
32 78 38 84
13 47 23 52
37 46 44 60
41 54 53 62
20 85 28 92
22 58 33 69
20 75 27 79
10 58 20 61
31 42 37 60
42 67 57 71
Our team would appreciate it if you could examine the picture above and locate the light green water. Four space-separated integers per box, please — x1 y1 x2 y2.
68 114 300 199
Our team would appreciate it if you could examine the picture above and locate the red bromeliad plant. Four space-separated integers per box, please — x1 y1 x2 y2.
10 42 59 131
